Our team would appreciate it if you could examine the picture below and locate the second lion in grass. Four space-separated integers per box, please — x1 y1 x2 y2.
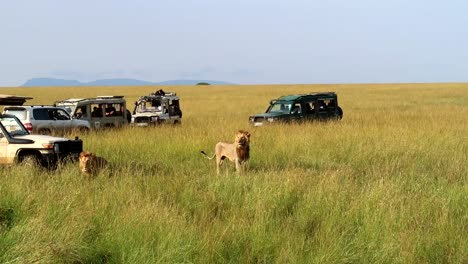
79 151 109 177
201 130 251 174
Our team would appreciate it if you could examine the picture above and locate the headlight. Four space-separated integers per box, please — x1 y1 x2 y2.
249 116 254 122
42 143 53 149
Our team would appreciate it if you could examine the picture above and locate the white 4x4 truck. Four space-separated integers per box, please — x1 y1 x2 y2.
0 95 83 167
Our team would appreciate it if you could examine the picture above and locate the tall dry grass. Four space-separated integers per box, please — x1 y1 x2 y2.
0 83 467 263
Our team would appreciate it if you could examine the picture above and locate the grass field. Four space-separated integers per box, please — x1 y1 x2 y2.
0 83 467 263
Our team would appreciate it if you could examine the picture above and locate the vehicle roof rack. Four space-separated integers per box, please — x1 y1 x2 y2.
97 95 125 99
0 94 33 106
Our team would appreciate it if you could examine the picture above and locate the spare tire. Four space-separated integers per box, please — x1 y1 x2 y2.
337 107 343 120
126 109 132 123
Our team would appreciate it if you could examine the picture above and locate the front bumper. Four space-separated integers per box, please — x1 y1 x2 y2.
43 139 83 165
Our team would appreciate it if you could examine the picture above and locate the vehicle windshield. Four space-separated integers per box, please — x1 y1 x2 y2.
135 99 163 113
56 102 77 115
267 102 292 113
0 116 29 136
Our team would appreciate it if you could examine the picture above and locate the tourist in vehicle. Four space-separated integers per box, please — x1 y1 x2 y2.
92 105 104 117
105 104 116 116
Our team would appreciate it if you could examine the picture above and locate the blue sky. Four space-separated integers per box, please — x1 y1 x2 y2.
1 0 467 86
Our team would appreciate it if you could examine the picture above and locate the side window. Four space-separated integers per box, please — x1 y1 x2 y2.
291 103 302 114
74 106 88 119
91 104 104 118
105 103 123 116
104 103 117 116
318 100 328 112
304 101 315 114
33 109 50 120
56 109 70 120
327 99 336 110
152 99 162 108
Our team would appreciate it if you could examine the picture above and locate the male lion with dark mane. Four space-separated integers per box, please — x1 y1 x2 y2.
79 151 109 177
201 130 251 174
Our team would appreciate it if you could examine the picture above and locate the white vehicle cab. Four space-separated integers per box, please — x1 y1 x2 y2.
131 89 182 126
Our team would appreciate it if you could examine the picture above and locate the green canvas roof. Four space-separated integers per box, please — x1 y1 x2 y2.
275 92 336 102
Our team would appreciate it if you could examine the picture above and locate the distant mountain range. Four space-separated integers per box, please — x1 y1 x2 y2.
21 78 234 87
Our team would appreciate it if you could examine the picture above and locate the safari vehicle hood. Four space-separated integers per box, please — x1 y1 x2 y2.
249 112 288 126
133 112 162 117
13 134 69 143
251 112 286 119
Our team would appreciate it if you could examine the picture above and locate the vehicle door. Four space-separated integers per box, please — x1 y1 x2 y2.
104 102 125 127
325 99 338 119
317 99 330 120
32 108 55 132
90 103 105 129
290 102 303 122
304 101 317 121
54 108 73 132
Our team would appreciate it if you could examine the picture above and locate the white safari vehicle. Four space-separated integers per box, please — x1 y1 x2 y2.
0 95 83 167
131 90 182 126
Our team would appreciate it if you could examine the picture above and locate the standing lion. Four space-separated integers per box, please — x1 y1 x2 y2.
201 130 251 174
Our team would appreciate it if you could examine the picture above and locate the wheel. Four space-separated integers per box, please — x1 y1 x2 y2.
126 110 132 123
337 107 343 120
78 126 90 133
20 154 40 167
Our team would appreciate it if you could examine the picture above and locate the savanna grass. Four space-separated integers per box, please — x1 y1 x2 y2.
0 83 467 263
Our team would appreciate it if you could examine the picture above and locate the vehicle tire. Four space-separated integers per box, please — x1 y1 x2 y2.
20 154 40 167
126 110 132 123
38 128 52 135
78 126 90 133
337 107 343 120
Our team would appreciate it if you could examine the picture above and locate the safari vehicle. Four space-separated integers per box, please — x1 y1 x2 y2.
131 89 182 126
249 92 343 126
0 95 83 167
2 105 91 135
54 96 131 129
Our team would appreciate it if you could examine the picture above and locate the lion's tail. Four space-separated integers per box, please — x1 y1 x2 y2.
200 150 216 160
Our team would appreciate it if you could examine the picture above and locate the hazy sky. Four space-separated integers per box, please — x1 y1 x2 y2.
1 0 467 86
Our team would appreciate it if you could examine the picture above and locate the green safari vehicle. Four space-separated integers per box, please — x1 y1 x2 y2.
249 92 343 126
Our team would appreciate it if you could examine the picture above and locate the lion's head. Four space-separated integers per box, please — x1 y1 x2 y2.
79 151 108 176
235 130 250 148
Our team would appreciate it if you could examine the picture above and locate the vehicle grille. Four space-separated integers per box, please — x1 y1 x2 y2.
55 139 83 154
135 117 151 123
254 117 265 122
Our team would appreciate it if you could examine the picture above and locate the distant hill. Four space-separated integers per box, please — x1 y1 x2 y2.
21 78 234 87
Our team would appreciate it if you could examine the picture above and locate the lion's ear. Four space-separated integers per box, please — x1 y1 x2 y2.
246 132 251 138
